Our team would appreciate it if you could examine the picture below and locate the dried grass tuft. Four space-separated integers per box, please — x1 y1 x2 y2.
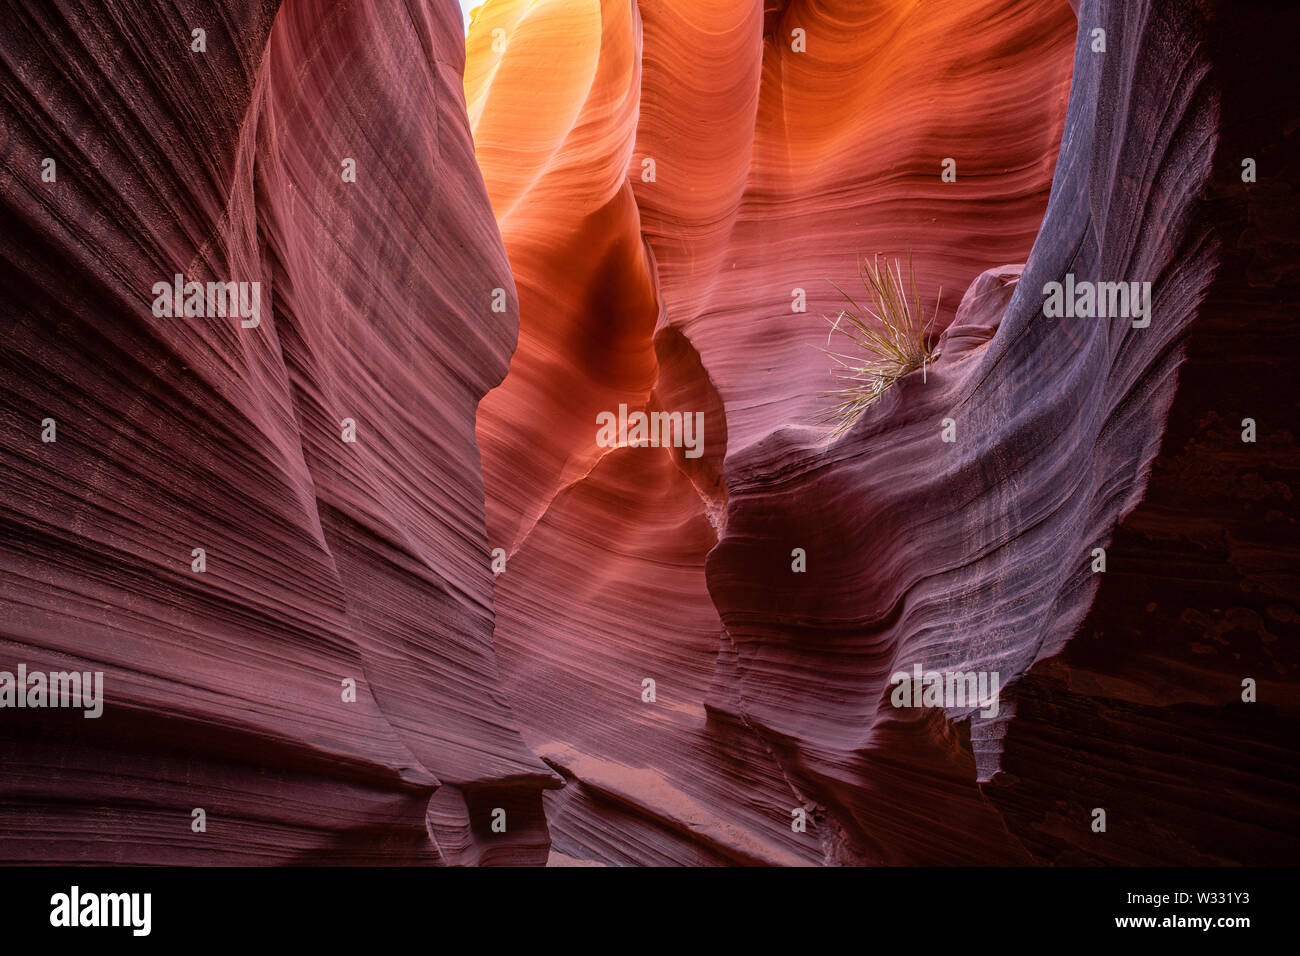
818 253 941 439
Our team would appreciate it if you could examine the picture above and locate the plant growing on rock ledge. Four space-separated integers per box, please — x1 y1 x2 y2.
819 253 941 439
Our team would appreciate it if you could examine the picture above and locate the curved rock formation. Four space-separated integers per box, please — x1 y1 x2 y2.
0 0 1294 867
707 0 1220 849
1 0 554 864
471 0 1298 865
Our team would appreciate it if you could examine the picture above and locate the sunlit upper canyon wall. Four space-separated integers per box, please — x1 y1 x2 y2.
0 0 1295 865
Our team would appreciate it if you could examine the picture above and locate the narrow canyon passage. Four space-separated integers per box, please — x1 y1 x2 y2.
466 0 1070 864
0 0 1294 869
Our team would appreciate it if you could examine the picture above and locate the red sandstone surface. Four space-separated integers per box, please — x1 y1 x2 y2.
0 0 1295 864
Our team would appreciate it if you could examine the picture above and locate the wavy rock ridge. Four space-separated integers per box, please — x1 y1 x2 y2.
1 0 553 864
